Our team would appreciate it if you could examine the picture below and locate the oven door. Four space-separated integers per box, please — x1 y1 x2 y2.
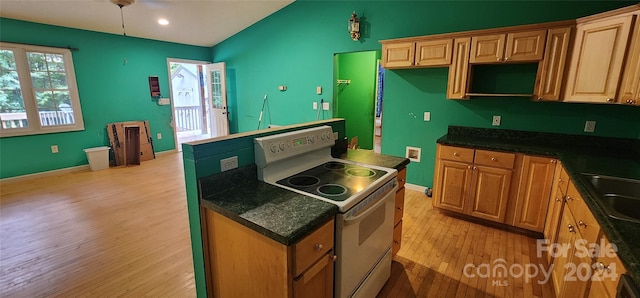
335 183 396 298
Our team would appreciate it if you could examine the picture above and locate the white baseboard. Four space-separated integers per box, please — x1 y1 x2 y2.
2 149 178 183
405 183 427 193
1 164 90 183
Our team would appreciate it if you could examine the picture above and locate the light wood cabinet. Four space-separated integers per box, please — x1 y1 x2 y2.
563 14 635 103
543 162 569 265
392 167 406 258
381 42 415 68
415 39 453 66
618 17 640 105
470 30 546 63
511 156 557 232
203 209 335 298
589 235 628 298
534 27 573 101
433 145 514 223
447 38 472 99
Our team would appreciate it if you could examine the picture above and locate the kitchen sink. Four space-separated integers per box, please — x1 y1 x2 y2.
581 173 640 224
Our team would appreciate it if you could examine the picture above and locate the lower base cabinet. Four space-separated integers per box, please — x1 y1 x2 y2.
202 208 335 298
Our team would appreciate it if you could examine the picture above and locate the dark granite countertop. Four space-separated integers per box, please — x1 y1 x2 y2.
340 149 410 170
438 126 640 286
199 164 338 246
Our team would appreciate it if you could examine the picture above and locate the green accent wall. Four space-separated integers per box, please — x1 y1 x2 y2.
0 18 211 178
212 0 640 190
334 51 379 150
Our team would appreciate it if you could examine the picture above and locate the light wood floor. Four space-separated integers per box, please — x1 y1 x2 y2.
1 152 553 297
0 153 195 297
377 190 554 298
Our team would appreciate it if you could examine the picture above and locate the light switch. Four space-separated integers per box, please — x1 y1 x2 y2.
316 86 322 95
424 112 431 121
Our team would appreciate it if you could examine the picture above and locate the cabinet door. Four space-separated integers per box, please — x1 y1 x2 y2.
543 162 566 265
534 27 572 101
293 253 334 298
513 156 556 232
618 18 640 105
447 37 471 99
559 245 591 298
564 15 634 103
415 39 453 66
392 220 403 257
434 160 472 213
468 165 512 223
470 34 506 63
505 30 547 62
382 42 416 68
551 210 578 298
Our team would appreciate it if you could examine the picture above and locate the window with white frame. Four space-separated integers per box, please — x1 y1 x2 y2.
0 42 84 137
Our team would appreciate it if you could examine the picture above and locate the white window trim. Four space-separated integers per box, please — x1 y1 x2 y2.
0 42 84 138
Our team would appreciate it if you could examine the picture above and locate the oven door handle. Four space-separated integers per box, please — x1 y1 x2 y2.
343 189 394 226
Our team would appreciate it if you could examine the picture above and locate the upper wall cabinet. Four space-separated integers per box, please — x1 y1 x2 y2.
618 17 640 105
563 7 640 104
382 42 415 68
470 30 547 64
381 39 453 68
534 27 573 101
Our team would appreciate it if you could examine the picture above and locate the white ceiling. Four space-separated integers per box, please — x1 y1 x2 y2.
0 0 294 47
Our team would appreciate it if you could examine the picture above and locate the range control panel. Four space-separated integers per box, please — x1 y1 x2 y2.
254 126 335 167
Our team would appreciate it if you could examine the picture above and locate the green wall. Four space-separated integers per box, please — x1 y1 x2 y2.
334 51 379 150
0 18 211 178
212 0 640 189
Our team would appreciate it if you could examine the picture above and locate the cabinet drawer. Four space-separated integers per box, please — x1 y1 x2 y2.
474 150 515 169
438 145 474 163
392 220 403 257
592 236 627 298
397 168 407 189
565 182 600 244
394 187 405 226
294 219 334 276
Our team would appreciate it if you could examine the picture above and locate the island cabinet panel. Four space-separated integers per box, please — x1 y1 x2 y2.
202 208 335 298
446 38 472 99
392 167 407 258
563 14 635 103
534 27 573 101
543 162 568 265
381 42 415 68
511 156 557 233
415 39 453 66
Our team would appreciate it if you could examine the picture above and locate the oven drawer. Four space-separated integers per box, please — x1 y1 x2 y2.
294 219 334 276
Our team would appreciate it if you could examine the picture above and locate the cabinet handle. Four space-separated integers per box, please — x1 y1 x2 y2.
491 157 497 161
558 178 563 183
537 97 543 101
497 57 502 62
453 152 459 157
550 159 556 164
578 220 587 228
468 165 473 169
565 196 573 202
314 244 323 251
555 196 563 202
568 224 576 233
394 240 401 244
606 98 613 102
504 57 509 61
333 255 338 261
473 166 477 170
397 207 403 211
597 262 611 273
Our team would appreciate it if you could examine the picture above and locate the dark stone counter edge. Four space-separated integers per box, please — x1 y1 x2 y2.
437 136 640 287
200 197 337 246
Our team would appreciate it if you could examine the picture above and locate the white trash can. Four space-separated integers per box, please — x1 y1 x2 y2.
84 146 110 171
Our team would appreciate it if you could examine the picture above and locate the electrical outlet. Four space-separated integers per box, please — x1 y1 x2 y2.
220 156 238 172
492 115 501 126
157 133 162 140
424 112 431 121
313 102 318 110
584 120 596 132
51 145 59 153
322 102 330 111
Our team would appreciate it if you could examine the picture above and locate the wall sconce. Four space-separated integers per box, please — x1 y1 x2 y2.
348 11 360 41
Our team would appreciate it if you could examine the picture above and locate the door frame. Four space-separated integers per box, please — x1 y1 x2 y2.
166 58 210 151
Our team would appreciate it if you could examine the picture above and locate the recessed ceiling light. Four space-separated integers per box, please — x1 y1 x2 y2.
158 18 169 26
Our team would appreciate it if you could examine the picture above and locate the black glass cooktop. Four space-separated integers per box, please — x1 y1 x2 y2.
276 161 388 201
